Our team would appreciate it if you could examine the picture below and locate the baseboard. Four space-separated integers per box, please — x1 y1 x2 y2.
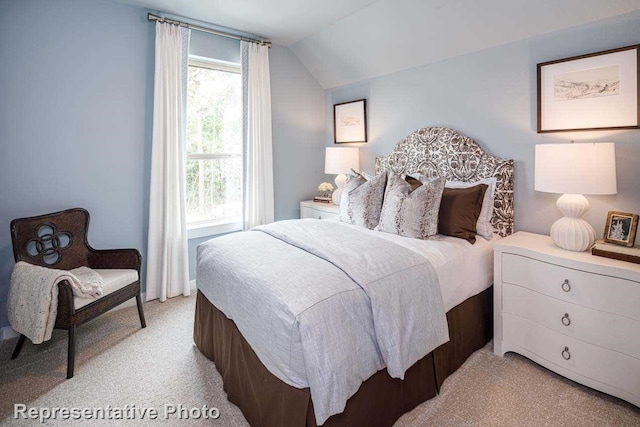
0 325 19 341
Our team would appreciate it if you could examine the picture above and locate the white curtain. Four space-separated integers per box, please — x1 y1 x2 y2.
146 23 191 302
242 41 274 230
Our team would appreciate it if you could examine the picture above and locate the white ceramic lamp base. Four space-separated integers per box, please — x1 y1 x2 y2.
331 173 348 205
550 194 596 252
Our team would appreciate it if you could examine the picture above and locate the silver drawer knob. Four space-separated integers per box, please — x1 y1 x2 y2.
561 279 571 292
561 313 571 326
318 215 322 220
562 346 571 360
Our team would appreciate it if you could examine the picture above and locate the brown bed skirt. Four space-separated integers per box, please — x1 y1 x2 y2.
194 287 492 427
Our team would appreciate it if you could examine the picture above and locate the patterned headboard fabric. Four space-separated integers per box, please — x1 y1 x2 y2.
375 127 514 237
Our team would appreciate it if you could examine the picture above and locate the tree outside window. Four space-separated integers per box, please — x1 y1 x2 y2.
186 58 242 225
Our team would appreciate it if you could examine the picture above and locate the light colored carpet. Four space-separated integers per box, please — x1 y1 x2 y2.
396 343 640 427
0 294 638 426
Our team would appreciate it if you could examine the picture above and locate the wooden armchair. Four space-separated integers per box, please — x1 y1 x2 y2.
9 208 146 379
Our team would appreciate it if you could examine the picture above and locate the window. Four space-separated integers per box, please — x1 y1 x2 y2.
186 56 242 231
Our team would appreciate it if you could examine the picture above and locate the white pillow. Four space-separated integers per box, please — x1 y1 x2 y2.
446 178 496 239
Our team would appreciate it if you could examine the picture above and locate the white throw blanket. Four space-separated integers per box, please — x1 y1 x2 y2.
7 262 104 344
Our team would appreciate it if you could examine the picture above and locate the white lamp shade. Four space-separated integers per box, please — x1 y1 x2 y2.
325 147 360 174
534 143 617 195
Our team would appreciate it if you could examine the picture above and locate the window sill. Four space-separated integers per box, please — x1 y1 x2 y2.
187 220 242 240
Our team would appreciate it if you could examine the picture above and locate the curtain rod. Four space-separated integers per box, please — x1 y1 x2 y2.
147 13 272 48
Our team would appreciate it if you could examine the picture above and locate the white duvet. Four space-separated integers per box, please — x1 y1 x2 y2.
324 219 497 312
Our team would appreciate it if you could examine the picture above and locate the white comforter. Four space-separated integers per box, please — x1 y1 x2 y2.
197 219 450 425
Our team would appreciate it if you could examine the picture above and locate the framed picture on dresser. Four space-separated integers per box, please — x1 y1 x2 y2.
604 211 639 247
537 45 640 133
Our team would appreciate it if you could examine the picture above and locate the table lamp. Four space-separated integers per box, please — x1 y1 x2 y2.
325 147 360 205
535 142 617 252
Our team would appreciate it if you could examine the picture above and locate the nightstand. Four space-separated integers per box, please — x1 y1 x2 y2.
300 200 339 220
494 231 640 408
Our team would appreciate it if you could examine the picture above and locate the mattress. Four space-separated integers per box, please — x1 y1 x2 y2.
324 219 498 311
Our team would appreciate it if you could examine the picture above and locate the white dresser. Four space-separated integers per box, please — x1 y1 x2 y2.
494 232 640 408
300 200 340 220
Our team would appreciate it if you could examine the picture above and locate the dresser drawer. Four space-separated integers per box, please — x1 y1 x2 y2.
503 313 640 399
501 253 640 320
503 283 640 359
301 206 339 220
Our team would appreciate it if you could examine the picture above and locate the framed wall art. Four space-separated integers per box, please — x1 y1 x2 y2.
537 45 640 133
334 99 367 143
603 210 639 247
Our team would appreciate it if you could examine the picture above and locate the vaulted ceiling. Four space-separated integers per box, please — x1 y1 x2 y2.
113 0 380 45
115 0 640 88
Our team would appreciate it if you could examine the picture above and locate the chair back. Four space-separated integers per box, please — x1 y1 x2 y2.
10 208 91 270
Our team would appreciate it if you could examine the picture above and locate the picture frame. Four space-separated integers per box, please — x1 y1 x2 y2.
334 99 367 143
537 45 640 133
603 211 639 247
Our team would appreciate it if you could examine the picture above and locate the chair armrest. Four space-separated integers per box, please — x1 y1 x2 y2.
87 249 141 272
55 280 76 326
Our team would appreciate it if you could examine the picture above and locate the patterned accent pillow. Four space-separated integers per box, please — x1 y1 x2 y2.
377 175 445 239
339 172 387 229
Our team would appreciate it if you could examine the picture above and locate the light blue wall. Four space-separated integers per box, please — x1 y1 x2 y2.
324 11 640 238
0 0 154 329
270 44 327 221
0 0 325 328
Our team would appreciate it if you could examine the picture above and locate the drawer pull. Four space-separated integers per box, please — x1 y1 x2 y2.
318 216 322 220
561 346 571 360
561 313 571 326
561 279 571 292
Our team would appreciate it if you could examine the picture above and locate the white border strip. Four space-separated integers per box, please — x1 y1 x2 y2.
0 325 19 341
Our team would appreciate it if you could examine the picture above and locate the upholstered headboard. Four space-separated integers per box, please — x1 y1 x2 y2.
375 127 514 237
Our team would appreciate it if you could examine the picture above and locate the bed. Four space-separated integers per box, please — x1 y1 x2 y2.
194 127 514 426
